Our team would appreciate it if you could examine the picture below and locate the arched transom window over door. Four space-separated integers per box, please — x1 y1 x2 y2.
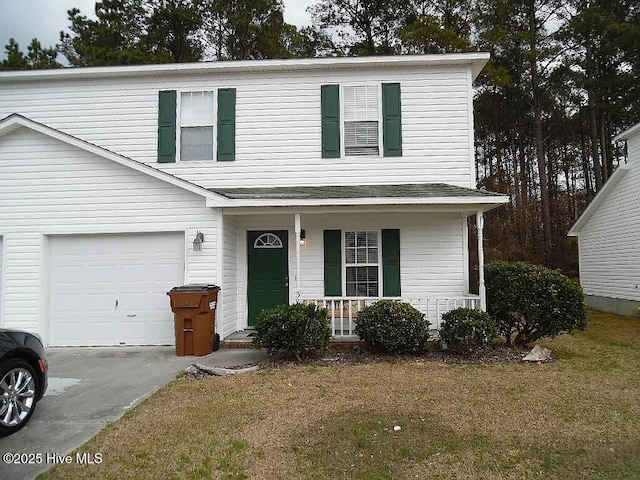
253 233 284 249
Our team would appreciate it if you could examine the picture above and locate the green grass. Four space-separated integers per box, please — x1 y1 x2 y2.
39 311 640 480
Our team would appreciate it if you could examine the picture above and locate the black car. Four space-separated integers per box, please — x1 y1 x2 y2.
0 329 48 437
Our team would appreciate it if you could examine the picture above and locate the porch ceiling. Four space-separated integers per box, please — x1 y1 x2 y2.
208 183 509 210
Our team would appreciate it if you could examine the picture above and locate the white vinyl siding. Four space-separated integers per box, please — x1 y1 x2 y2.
0 128 225 342
343 85 380 156
221 215 239 336
0 66 474 188
578 158 640 302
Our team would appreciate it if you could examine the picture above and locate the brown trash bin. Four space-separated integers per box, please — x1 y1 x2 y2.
167 284 221 356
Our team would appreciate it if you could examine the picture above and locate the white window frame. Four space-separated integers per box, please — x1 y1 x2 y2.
177 90 217 162
341 84 383 158
343 230 382 297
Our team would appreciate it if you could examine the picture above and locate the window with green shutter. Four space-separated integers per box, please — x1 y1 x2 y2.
323 229 401 298
382 83 402 157
321 85 340 158
157 88 236 163
217 88 236 161
323 230 342 296
157 90 177 163
382 229 401 296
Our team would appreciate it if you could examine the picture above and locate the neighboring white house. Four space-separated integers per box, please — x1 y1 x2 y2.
569 122 640 318
0 53 509 347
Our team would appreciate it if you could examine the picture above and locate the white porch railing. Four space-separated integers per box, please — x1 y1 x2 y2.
303 296 481 338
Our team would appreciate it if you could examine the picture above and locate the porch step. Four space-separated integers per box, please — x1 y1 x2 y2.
221 329 256 349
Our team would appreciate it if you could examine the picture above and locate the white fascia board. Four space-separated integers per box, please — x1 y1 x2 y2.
206 194 509 209
0 114 228 204
0 53 490 83
613 122 640 142
568 165 630 236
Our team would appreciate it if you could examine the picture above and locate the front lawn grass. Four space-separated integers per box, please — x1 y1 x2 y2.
40 311 640 479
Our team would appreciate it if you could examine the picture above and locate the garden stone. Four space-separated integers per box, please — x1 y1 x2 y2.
522 344 553 362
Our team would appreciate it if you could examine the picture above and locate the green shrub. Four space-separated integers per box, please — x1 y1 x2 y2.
354 300 430 353
440 307 499 351
485 261 589 346
253 303 331 359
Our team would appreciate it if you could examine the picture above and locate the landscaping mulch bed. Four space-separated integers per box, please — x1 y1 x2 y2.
253 342 535 370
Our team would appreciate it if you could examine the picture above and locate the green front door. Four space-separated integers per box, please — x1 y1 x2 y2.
247 231 289 326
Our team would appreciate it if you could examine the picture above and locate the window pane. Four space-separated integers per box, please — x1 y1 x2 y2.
345 248 355 264
346 268 356 283
345 232 356 247
346 266 378 297
356 232 367 247
368 248 378 262
345 121 379 156
181 91 214 126
181 127 213 161
343 85 378 121
367 232 378 247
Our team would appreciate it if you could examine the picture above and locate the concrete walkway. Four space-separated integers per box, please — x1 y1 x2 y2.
0 346 267 480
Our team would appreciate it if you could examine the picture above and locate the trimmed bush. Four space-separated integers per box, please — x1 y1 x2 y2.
253 303 331 359
485 261 589 346
354 300 430 353
440 307 499 352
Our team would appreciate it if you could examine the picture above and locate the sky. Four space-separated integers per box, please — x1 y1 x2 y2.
0 0 314 59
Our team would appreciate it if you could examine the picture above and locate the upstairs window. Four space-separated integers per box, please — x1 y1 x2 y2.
343 86 379 156
321 83 402 159
180 91 214 161
157 89 235 163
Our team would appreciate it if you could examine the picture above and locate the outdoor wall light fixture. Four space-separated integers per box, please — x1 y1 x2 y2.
193 231 205 251
299 229 306 246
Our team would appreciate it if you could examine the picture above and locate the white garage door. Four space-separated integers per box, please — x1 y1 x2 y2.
49 233 184 346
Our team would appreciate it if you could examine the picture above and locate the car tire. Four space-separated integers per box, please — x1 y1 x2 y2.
0 359 39 437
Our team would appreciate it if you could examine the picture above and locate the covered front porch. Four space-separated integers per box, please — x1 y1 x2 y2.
303 296 480 338
210 183 508 341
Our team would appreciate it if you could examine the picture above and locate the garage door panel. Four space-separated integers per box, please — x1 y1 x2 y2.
49 233 184 346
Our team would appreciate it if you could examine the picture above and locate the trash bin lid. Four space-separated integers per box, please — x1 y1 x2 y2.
169 284 220 292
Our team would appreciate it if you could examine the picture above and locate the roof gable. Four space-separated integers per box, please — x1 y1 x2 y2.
568 165 630 236
0 114 227 204
614 121 640 142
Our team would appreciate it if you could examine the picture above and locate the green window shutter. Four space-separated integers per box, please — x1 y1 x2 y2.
382 83 402 157
324 230 342 296
217 88 236 161
321 85 340 158
157 90 176 163
382 229 401 296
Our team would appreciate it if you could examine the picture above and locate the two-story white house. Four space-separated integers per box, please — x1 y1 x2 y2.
0 53 508 347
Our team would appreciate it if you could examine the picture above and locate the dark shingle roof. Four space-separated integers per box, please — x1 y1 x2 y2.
211 183 503 200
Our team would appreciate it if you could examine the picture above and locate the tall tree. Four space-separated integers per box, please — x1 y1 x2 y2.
308 0 406 55
58 0 149 66
145 0 205 62
557 0 640 188
203 0 291 60
400 0 474 53
1 38 61 70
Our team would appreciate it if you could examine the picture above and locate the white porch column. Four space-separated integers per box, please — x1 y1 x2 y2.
476 211 486 311
294 213 302 302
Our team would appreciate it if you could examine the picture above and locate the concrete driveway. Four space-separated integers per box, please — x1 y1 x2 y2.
0 346 266 480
